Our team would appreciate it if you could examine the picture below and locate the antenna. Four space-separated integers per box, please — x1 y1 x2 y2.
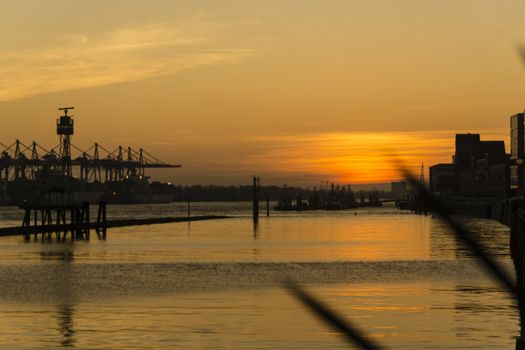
58 107 75 116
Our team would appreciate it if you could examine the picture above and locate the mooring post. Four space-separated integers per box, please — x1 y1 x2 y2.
253 176 259 223
187 197 191 220
266 192 270 217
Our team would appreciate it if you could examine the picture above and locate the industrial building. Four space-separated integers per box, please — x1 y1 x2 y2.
429 133 509 199
391 181 408 200
428 164 454 195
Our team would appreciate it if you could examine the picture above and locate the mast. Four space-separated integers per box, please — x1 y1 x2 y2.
419 163 425 186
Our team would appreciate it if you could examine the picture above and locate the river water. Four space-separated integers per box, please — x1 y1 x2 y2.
0 203 517 349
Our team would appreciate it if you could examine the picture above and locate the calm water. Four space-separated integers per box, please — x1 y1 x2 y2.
0 203 517 349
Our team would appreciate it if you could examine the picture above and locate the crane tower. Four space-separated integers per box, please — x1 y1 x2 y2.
57 107 74 177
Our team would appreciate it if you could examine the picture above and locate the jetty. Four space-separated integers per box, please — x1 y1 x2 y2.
1 189 231 240
0 214 231 239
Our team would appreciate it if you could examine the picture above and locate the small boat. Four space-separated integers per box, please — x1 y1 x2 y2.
274 186 358 211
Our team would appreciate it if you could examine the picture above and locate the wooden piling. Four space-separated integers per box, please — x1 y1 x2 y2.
253 177 259 223
266 192 270 217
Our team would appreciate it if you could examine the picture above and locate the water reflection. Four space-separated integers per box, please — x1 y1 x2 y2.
428 216 510 260
40 244 77 347
0 205 516 349
452 283 517 347
57 305 76 347
0 208 512 264
429 218 456 259
39 250 75 262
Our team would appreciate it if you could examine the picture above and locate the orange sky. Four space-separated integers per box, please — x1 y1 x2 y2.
1 1 525 186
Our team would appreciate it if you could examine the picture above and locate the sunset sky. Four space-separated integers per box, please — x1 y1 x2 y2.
1 0 525 186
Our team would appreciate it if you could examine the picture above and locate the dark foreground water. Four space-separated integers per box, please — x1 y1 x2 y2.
0 203 517 349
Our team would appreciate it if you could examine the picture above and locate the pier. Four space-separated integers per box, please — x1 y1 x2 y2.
17 189 106 241
21 201 98 241
0 212 231 239
0 188 232 241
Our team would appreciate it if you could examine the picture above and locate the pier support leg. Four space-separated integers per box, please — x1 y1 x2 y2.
82 202 90 240
70 209 76 241
33 209 37 241
96 201 107 239
22 209 30 241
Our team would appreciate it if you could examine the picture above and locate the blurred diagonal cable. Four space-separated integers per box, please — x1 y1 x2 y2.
286 163 517 350
517 45 525 65
399 167 518 300
286 281 385 350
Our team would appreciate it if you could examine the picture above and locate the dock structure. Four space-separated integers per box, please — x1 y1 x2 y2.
19 190 107 242
1 188 233 242
396 198 428 215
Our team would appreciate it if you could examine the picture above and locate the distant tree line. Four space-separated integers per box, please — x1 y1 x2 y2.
150 182 391 202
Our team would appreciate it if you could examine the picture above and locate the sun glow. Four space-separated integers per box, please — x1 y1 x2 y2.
242 129 508 184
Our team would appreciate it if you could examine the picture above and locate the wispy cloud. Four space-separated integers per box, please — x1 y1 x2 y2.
0 21 258 101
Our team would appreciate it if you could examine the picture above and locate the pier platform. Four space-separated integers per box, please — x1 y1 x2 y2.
0 215 232 237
